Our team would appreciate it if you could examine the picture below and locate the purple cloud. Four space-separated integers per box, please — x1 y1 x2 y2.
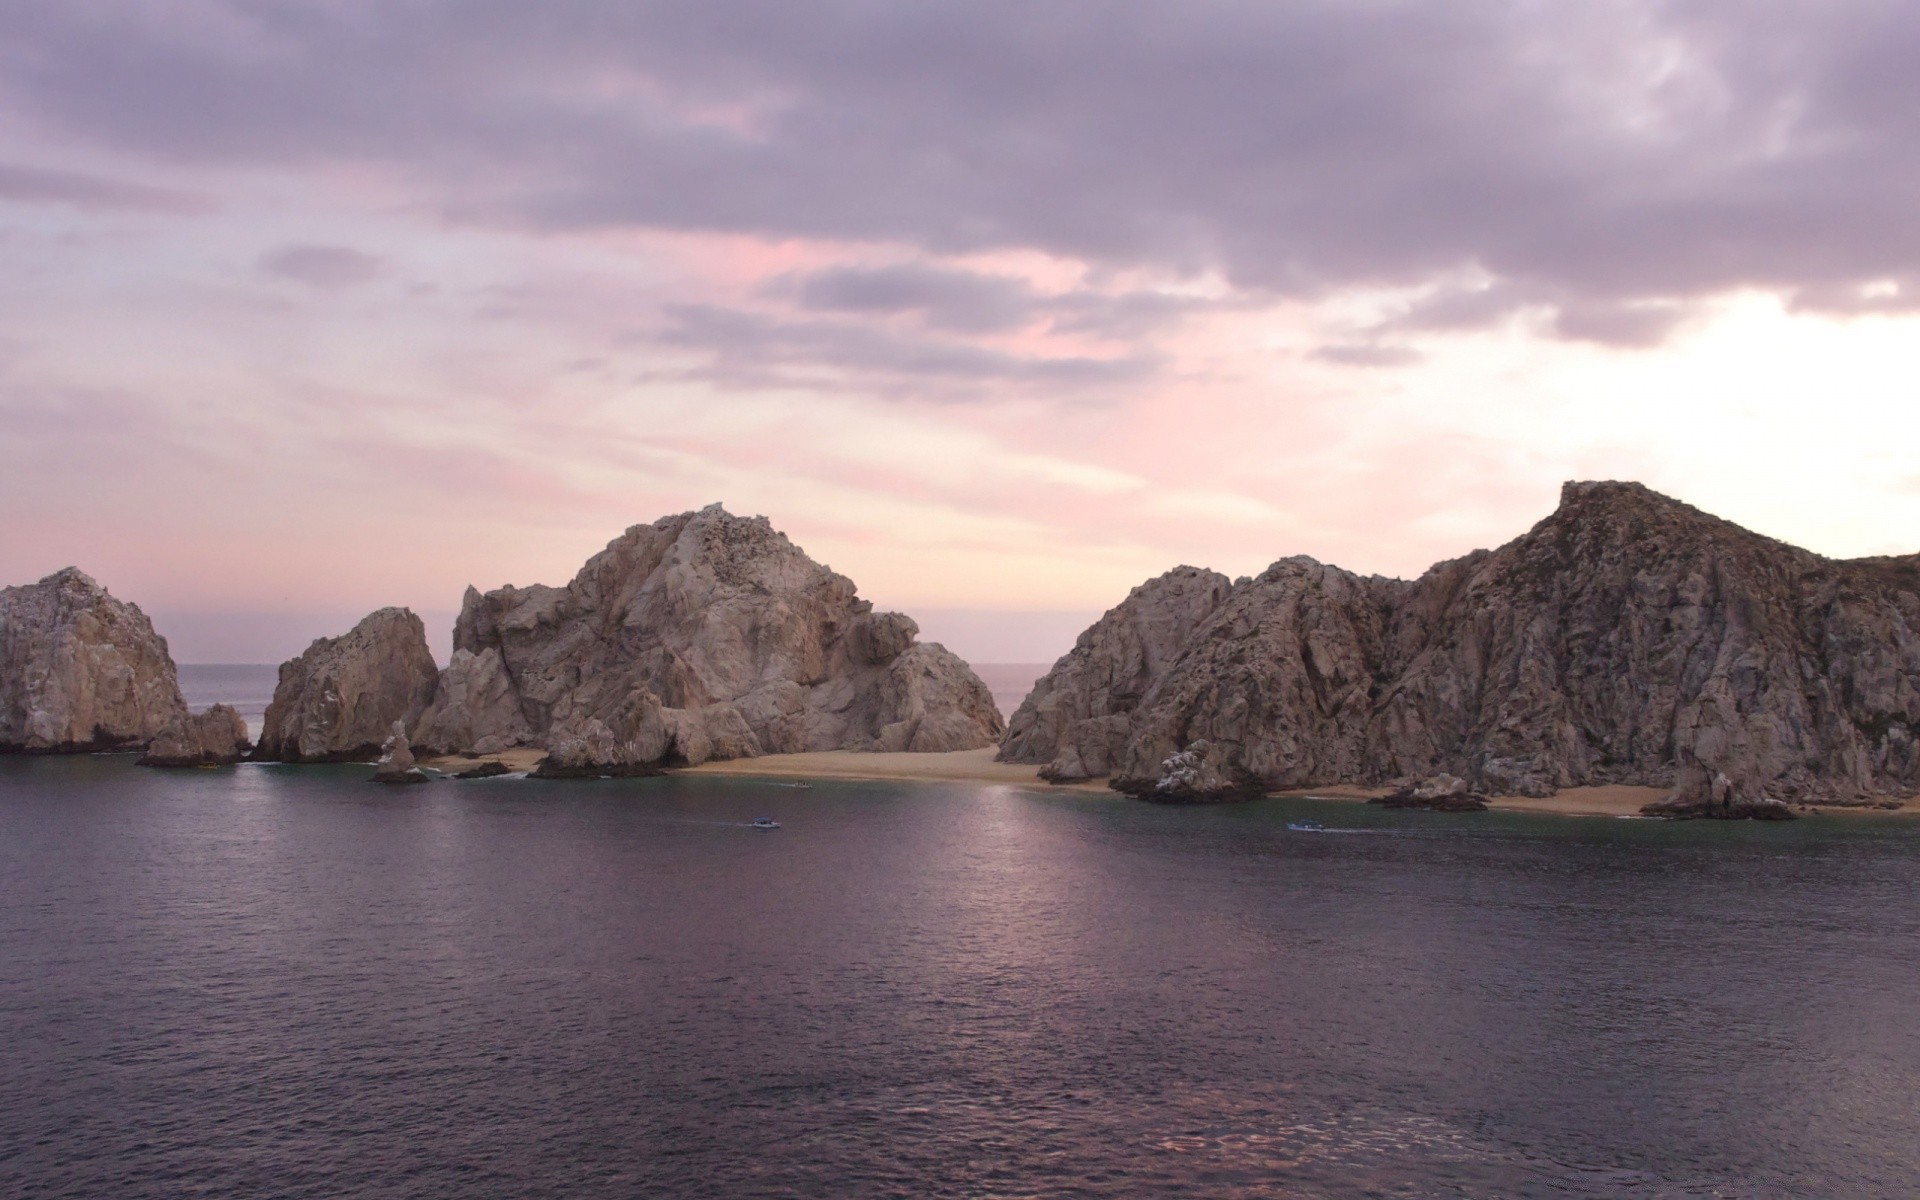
258 244 386 289
3 2 1919 344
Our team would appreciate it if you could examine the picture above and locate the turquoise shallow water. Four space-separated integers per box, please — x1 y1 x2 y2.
4 754 1920 1197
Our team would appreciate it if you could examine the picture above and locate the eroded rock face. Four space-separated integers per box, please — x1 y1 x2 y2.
371 720 431 785
138 704 251 768
256 608 440 762
411 646 532 755
434 505 1003 772
0 568 188 753
1000 566 1233 783
1015 482 1920 805
1640 766 1798 821
1370 774 1489 813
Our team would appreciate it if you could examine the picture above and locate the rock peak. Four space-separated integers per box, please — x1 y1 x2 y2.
37 566 104 592
423 509 1003 767
1552 479 1718 526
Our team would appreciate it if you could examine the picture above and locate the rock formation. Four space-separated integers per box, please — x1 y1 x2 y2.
137 704 251 768
1369 774 1490 813
1641 766 1796 821
999 566 1232 782
255 608 440 762
1005 482 1920 807
371 720 431 785
0 568 189 752
416 504 1004 771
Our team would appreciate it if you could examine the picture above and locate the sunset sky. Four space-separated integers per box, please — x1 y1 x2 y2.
5 1 1920 663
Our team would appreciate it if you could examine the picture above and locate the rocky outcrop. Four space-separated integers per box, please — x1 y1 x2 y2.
1370 774 1489 813
1013 482 1920 806
1640 766 1798 820
0 568 188 752
452 760 511 780
431 505 1003 773
411 646 531 755
371 720 431 785
531 689 671 778
137 704 251 767
255 608 440 762
1000 566 1232 782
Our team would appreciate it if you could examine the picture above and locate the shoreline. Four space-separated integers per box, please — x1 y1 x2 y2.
423 746 1919 817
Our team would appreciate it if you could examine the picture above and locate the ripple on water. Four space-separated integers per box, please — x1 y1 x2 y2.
2 758 1919 1197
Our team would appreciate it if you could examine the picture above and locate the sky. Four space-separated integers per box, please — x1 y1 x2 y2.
4 1 1920 665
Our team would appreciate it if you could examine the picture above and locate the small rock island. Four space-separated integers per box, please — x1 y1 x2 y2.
0 568 248 764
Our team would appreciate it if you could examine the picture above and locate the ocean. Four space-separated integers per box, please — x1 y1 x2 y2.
4 754 1919 1197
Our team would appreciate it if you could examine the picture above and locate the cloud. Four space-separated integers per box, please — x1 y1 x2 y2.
258 244 386 288
0 161 202 212
773 263 1034 333
1310 343 1422 368
7 2 1920 341
658 302 1155 397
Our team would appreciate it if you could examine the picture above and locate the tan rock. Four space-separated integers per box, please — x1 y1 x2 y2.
411 646 532 755
0 568 188 753
256 608 440 762
371 719 431 785
138 704 250 767
436 505 1003 773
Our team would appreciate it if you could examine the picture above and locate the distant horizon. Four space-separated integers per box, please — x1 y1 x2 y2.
18 473 1920 664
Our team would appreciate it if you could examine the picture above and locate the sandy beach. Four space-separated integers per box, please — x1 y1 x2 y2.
425 745 1916 816
681 746 1110 793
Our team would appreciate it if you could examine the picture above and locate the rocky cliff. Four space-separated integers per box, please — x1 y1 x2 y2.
255 608 440 762
415 504 1004 769
0 568 189 752
1005 482 1920 806
999 566 1232 782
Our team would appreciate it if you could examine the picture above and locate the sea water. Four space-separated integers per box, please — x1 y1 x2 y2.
3 754 1919 1197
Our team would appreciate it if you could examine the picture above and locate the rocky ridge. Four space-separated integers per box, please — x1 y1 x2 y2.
0 568 190 753
254 608 440 762
415 505 1003 771
1003 482 1920 809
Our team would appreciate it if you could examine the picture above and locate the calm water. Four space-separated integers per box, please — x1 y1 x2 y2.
3 757 1920 1198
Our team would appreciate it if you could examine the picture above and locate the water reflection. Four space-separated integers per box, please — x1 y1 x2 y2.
2 756 1918 1196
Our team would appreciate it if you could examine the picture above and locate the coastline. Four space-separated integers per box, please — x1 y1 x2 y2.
422 746 1919 817
680 746 1112 793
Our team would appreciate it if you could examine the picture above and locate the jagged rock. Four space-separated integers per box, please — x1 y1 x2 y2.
411 646 533 755
1016 481 1920 805
256 608 440 762
1136 739 1259 803
848 611 919 665
1640 766 1797 820
452 760 511 780
0 568 189 753
531 688 671 778
371 720 431 785
1370 773 1489 812
431 505 1003 773
1000 566 1232 783
138 704 251 768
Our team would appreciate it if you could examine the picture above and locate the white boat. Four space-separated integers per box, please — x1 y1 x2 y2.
750 817 782 829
